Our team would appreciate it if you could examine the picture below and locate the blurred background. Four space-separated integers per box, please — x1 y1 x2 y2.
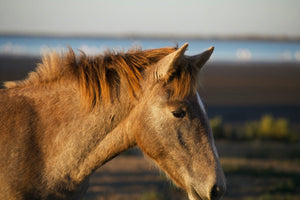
0 0 299 199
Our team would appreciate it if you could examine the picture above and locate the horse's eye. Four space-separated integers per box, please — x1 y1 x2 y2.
172 110 186 118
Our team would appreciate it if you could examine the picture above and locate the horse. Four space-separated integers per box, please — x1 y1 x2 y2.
0 43 226 200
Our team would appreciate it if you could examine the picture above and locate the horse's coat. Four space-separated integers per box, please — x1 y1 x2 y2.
0 43 225 200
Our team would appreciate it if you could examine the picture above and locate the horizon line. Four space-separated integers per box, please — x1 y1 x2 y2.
1 32 300 42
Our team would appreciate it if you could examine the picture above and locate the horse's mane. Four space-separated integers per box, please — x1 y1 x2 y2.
5 46 190 108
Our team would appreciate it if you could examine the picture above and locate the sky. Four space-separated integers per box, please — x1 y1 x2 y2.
0 0 299 38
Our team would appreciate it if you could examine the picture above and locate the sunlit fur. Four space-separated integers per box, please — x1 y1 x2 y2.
0 44 225 200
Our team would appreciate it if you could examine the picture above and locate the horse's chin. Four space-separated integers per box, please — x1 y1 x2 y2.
187 186 210 200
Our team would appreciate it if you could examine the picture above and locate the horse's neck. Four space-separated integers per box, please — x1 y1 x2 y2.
66 96 137 184
22 84 136 190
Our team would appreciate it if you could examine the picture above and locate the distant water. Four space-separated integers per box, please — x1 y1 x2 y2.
1 35 300 63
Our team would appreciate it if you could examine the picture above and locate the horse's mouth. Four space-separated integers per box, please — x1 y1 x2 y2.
191 187 203 200
188 185 225 200
188 186 209 200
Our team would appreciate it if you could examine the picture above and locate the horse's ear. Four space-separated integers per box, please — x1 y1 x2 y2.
154 43 188 80
189 47 214 70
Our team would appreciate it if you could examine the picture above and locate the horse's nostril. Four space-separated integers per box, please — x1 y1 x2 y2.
211 184 224 200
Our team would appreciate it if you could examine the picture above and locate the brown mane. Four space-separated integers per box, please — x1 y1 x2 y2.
5 46 180 109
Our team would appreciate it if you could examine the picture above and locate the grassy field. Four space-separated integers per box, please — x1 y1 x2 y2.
217 141 300 200
83 141 300 200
